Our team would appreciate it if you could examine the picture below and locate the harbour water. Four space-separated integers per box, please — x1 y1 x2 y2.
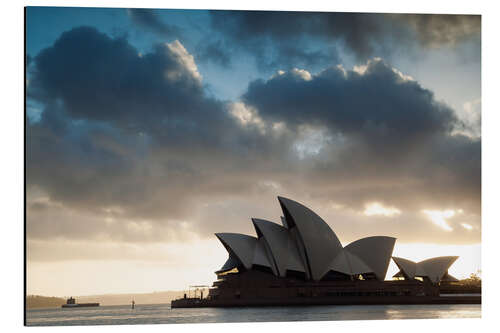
26 303 480 326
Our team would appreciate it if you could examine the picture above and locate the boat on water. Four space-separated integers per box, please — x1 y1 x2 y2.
61 297 99 308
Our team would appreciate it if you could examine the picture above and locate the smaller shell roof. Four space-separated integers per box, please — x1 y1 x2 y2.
215 233 257 270
392 256 459 283
345 236 396 280
392 257 417 279
418 256 459 283
441 272 459 282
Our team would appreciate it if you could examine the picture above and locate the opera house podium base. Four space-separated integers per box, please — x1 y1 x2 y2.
172 270 480 308
171 294 481 308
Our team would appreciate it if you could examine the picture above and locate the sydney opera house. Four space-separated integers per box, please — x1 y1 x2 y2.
172 197 476 307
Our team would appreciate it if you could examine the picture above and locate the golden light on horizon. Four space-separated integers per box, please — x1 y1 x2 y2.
27 238 480 297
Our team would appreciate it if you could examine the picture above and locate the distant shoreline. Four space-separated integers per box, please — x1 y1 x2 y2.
26 295 66 309
26 290 184 309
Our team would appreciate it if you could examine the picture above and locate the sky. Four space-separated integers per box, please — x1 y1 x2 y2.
25 7 481 296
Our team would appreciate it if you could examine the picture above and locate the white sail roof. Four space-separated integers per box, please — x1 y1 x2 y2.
329 250 351 275
285 230 307 273
345 251 373 275
215 233 257 270
252 218 290 277
329 250 373 275
278 196 343 280
217 253 242 272
345 236 396 280
253 237 276 273
280 216 289 228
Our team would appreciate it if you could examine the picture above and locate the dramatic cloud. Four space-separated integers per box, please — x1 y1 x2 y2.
243 59 456 148
206 11 341 70
126 8 181 37
27 26 480 264
205 11 480 69
30 27 204 125
26 26 288 245
241 59 481 215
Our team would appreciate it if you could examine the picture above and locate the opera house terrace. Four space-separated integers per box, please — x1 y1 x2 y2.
171 197 480 308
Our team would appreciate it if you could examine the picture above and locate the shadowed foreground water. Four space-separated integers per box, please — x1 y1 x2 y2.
26 303 481 326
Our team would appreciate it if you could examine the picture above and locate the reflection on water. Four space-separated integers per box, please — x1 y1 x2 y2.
26 303 481 326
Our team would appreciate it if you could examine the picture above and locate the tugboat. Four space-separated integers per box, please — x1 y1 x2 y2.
61 297 100 308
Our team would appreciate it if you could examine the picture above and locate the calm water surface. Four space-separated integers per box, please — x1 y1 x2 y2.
26 303 481 326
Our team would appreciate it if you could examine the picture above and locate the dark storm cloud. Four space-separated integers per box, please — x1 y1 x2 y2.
27 27 209 212
26 26 290 243
206 11 342 70
31 26 201 123
126 8 181 37
207 11 480 67
26 26 480 254
242 59 480 213
29 26 246 151
243 59 456 152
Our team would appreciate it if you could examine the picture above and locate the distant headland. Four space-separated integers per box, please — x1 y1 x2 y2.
26 290 184 309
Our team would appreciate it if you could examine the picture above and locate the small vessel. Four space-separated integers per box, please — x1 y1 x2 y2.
61 297 99 308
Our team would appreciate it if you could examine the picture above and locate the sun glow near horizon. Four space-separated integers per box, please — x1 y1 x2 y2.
27 238 480 297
